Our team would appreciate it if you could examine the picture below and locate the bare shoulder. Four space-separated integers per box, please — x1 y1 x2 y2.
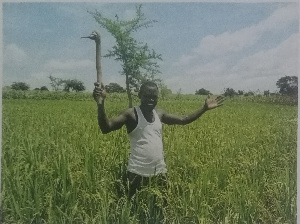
155 108 166 120
121 107 135 119
123 107 137 132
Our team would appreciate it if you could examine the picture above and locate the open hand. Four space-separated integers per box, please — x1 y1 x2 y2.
93 82 106 104
204 95 225 110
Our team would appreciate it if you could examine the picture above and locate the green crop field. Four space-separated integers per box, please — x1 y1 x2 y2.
1 94 297 223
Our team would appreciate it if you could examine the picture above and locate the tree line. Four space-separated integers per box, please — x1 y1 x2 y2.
8 77 128 93
195 76 298 97
9 75 297 99
9 76 86 92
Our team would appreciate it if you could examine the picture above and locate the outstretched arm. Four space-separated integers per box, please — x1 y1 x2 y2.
159 95 225 125
93 82 128 134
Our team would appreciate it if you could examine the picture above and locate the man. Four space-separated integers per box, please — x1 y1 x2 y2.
93 81 224 197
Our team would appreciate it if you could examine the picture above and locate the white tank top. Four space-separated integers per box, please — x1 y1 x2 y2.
127 106 167 177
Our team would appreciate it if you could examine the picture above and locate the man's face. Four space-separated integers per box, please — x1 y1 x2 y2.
139 86 159 111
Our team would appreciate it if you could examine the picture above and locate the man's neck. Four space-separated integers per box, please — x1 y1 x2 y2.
139 105 154 122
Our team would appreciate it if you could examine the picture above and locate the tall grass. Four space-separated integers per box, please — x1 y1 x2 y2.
230 94 298 106
3 89 298 106
1 96 297 223
2 89 129 102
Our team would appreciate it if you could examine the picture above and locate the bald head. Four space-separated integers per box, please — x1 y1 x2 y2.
139 81 158 96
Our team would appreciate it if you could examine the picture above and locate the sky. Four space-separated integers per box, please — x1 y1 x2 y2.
1 1 299 94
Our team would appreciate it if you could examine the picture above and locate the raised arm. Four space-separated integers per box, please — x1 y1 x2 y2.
93 83 128 134
159 95 225 125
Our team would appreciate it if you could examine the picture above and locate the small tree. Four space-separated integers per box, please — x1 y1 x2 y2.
49 75 64 91
73 80 85 92
158 83 172 99
40 86 49 91
244 91 255 96
223 88 236 98
11 82 30 91
63 79 85 92
264 90 270 96
89 4 162 107
276 76 298 96
176 88 182 99
105 83 126 93
237 90 244 96
195 88 211 95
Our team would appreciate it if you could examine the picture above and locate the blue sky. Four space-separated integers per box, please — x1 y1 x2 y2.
1 1 299 94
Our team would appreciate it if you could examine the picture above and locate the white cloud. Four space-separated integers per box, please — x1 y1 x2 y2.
26 71 51 89
258 4 298 32
4 43 28 64
43 59 94 71
187 60 229 78
170 33 298 94
176 54 198 66
232 33 299 79
192 4 298 58
168 4 298 94
194 27 259 57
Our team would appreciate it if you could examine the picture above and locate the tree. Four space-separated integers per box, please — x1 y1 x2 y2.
244 91 254 96
89 4 162 107
105 83 126 93
237 90 244 96
195 88 211 95
49 76 85 92
264 90 270 96
158 83 172 99
276 76 298 96
176 88 182 99
223 88 236 98
63 79 85 92
40 86 49 91
49 75 64 91
11 82 30 91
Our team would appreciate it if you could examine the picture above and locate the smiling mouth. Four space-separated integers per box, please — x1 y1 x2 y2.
146 102 155 106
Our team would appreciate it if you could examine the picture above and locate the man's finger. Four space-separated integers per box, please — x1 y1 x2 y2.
217 98 225 104
216 96 225 103
216 95 224 100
